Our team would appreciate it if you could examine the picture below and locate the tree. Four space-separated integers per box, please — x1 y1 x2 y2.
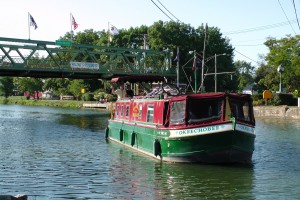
234 60 255 92
263 35 300 92
43 78 70 96
13 78 43 97
68 79 86 100
147 21 236 92
0 77 14 98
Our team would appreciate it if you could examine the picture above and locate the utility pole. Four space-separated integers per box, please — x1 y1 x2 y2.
200 24 207 93
193 50 197 93
176 46 179 87
215 53 217 93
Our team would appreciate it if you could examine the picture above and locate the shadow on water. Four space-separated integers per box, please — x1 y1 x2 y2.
56 112 109 132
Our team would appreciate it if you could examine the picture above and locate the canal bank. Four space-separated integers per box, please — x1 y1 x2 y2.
254 106 300 119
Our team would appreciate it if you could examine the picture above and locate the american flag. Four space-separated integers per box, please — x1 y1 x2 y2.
29 14 38 30
72 15 78 30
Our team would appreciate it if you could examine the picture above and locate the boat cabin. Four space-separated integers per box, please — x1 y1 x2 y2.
112 92 255 128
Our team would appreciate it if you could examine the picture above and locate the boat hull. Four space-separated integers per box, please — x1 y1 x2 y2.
107 121 255 164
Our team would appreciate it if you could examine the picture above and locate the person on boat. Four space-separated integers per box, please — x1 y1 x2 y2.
114 85 124 99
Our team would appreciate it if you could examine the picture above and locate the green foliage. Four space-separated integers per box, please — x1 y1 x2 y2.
94 91 106 101
0 96 84 108
268 93 297 106
234 61 255 92
262 35 300 92
293 89 299 98
82 93 95 101
13 77 43 96
43 78 70 96
251 94 263 101
105 94 117 102
0 77 14 98
68 79 86 100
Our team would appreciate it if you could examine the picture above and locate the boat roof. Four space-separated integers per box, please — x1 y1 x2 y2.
168 92 252 101
111 75 165 83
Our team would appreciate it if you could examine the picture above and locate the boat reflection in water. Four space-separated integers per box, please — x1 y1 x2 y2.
107 142 255 199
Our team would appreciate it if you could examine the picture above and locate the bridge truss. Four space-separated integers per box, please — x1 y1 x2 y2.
0 37 176 79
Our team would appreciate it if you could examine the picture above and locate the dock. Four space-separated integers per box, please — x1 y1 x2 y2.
82 102 114 110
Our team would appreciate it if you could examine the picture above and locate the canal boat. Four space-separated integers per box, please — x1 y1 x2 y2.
105 76 255 164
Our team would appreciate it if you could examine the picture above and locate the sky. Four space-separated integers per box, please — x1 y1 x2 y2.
0 0 299 67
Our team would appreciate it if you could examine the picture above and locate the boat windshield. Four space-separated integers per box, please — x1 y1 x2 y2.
229 98 254 124
188 98 223 124
170 101 186 125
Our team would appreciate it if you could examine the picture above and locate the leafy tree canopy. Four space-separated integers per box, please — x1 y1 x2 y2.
262 35 300 92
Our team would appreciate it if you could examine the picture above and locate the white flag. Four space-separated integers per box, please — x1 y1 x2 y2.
109 23 119 35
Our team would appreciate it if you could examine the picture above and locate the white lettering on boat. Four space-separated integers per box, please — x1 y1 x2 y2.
169 124 233 138
235 124 255 135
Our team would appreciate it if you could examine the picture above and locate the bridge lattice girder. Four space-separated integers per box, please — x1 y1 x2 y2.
0 37 176 79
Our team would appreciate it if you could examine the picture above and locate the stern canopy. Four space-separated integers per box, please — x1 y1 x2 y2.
168 93 255 127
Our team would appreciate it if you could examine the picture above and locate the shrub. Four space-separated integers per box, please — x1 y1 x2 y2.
94 92 106 101
105 94 117 102
269 93 297 106
82 93 95 101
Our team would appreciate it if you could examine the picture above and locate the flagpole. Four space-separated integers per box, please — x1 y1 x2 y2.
70 13 73 40
28 12 31 40
108 22 110 46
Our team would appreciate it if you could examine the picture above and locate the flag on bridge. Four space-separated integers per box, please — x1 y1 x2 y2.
71 14 78 30
28 12 38 39
108 23 119 35
29 13 38 30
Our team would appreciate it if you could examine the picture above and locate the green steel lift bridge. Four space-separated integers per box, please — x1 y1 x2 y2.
0 37 176 79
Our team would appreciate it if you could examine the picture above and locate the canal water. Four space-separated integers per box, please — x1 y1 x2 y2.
1 105 300 199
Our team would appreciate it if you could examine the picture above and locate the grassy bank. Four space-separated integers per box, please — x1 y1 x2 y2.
0 96 85 108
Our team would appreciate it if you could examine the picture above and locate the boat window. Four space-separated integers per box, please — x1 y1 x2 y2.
116 105 120 117
125 105 130 118
138 104 143 119
188 98 222 124
229 99 253 123
170 101 186 125
147 105 154 123
120 105 124 116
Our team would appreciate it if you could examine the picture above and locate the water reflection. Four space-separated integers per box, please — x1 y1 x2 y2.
57 112 109 131
105 141 255 199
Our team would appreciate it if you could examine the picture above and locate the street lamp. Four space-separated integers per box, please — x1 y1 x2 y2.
277 64 284 93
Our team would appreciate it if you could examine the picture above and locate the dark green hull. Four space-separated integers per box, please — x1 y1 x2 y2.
107 121 255 164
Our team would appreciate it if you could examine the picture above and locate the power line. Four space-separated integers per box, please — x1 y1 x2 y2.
156 0 181 22
224 20 297 35
150 0 175 22
234 49 261 65
292 0 300 31
277 0 297 34
233 44 265 47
